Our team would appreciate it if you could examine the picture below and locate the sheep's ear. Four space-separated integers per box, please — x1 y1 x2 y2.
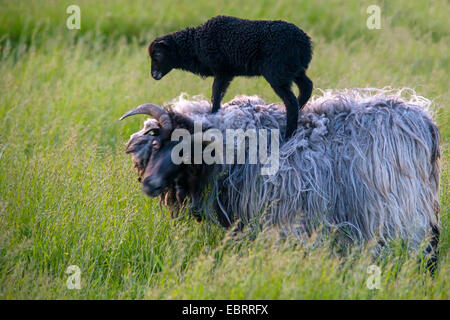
156 39 170 48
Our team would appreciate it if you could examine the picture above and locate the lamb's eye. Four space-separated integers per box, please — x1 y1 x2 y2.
154 52 162 59
145 129 159 136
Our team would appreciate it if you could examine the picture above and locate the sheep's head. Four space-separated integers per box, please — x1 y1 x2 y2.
148 37 175 80
121 104 211 219
121 104 180 197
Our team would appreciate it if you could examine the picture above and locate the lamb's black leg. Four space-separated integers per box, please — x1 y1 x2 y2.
294 72 313 109
211 75 233 113
269 83 299 139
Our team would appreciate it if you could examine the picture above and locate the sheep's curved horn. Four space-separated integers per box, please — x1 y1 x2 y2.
120 104 172 138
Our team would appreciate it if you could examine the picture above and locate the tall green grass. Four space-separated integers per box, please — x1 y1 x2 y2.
0 0 448 299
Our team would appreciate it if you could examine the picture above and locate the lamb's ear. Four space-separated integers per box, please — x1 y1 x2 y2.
156 39 170 48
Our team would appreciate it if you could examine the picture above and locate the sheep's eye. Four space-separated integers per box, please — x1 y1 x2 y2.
154 52 162 59
145 129 159 136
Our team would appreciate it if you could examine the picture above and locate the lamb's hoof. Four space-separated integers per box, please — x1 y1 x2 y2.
283 131 294 142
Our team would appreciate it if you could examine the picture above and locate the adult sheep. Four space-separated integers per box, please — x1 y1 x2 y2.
121 89 440 265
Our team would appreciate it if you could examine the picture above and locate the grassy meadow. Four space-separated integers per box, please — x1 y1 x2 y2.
0 0 448 299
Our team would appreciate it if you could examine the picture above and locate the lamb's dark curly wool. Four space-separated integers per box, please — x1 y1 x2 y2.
148 15 313 139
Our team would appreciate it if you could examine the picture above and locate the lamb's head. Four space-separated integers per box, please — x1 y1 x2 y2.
121 103 212 217
148 37 175 80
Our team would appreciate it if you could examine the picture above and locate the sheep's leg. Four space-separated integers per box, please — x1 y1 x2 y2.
211 75 233 113
269 83 299 139
294 72 313 109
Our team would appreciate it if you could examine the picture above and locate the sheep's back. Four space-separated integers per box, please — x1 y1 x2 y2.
196 15 312 73
168 89 440 246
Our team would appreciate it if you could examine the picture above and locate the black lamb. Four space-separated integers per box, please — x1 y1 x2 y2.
148 15 313 139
